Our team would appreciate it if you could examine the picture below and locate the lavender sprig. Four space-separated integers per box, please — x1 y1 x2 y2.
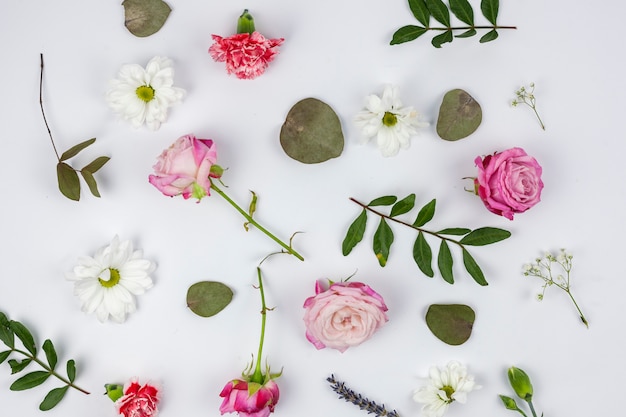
327 374 400 417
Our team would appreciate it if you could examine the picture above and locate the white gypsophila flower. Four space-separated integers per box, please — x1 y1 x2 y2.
106 56 185 130
412 361 480 417
354 85 428 157
66 236 156 323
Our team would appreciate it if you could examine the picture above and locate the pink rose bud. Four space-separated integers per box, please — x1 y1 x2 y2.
473 147 544 220
219 379 280 417
303 280 389 352
115 379 159 417
148 134 220 201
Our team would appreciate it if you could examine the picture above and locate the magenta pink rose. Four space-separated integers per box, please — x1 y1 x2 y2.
148 134 220 200
209 32 284 80
303 280 389 352
473 147 544 220
219 379 280 417
115 380 159 417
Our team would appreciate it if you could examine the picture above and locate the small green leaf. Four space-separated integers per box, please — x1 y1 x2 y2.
342 209 368 256
436 89 482 141
425 304 475 345
244 191 258 231
368 196 397 207
431 30 453 48
436 227 471 236
40 386 69 411
373 218 394 267
42 339 57 370
0 350 11 364
9 358 32 374
123 0 172 38
0 313 14 348
186 281 234 318
10 371 51 391
462 249 488 286
413 199 436 227
57 162 80 201
390 194 415 217
459 227 511 246
413 232 434 277
455 28 477 38
408 0 430 26
481 0 499 25
479 29 499 43
424 0 451 26
80 170 101 198
82 156 110 173
66 360 76 383
9 321 36 356
437 240 454 284
391 25 428 45
59 138 96 162
499 395 519 410
449 0 474 25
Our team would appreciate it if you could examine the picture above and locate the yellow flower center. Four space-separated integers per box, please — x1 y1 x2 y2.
136 85 155 102
98 268 121 288
382 111 398 127
440 385 455 403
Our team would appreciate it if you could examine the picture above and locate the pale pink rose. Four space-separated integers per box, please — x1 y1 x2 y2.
209 32 284 80
219 379 280 417
115 379 159 417
148 134 219 200
474 147 544 220
303 281 389 352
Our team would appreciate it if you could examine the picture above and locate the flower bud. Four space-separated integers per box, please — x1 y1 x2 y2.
507 367 533 400
104 384 124 402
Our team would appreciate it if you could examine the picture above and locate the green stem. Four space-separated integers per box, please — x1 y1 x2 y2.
531 107 546 130
526 399 539 417
39 54 61 161
210 182 304 261
566 290 589 328
250 267 268 384
428 25 517 30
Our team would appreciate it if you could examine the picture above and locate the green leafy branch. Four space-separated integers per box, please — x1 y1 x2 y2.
391 0 516 48
0 312 90 411
40 54 110 201
342 194 511 285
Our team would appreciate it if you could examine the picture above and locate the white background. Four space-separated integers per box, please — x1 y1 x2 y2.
1 0 624 416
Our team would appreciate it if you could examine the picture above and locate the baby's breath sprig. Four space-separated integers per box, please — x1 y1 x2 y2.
523 249 589 328
512 82 545 130
327 374 400 417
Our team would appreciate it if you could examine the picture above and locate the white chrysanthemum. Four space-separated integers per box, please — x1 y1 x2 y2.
106 56 185 130
412 361 480 417
66 236 156 323
354 85 428 157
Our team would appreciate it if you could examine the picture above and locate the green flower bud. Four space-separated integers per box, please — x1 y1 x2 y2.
236 9 256 34
499 394 519 410
507 366 533 400
104 383 124 402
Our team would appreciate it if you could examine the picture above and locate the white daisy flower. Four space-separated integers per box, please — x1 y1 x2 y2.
354 85 428 157
106 56 185 130
412 361 480 417
66 236 156 323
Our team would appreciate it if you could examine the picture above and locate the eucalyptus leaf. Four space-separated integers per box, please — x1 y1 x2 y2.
57 162 80 201
390 25 428 45
122 0 172 38
425 304 475 345
408 0 430 26
459 227 511 246
390 194 415 217
424 0 450 26
462 249 488 286
9 358 32 374
413 232 434 277
413 199 436 227
437 240 454 284
479 29 499 43
59 138 95 162
368 196 397 207
342 209 368 256
66 359 76 383
373 218 394 267
10 371 51 391
280 98 344 164
9 321 36 356
80 170 101 198
431 30 453 48
42 339 57 370
480 0 499 25
40 386 69 411
449 0 474 25
186 281 234 318
436 89 482 141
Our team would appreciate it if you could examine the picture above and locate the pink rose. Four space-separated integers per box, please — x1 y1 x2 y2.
219 379 280 417
302 281 389 352
473 147 544 220
115 380 159 417
148 134 220 200
209 32 284 80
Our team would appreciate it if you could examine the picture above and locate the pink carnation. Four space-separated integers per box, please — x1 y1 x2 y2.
209 32 284 80
115 380 159 417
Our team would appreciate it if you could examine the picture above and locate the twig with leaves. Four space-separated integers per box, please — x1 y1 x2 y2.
327 374 400 417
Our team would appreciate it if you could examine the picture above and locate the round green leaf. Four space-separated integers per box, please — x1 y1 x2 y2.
186 281 233 318
122 0 172 38
425 304 475 345
280 98 344 164
436 89 482 141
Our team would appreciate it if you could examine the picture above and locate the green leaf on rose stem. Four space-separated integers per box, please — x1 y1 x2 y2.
436 227 471 236
122 0 172 38
390 194 415 217
59 138 96 162
0 313 15 348
40 386 69 411
390 25 428 45
408 0 431 26
436 89 482 141
499 395 520 410
57 162 81 201
186 281 234 318
80 170 101 198
373 218 394 267
244 191 258 232
66 359 76 383
413 199 436 227
42 339 57 370
82 156 110 173
0 350 11 364
431 30 453 48
368 196 397 207
455 28 477 38
280 98 344 164
437 240 454 284
425 304 475 345
449 0 474 25
481 0 499 25
459 227 511 246
10 370 51 391
342 209 368 256
479 29 499 43
9 321 37 356
9 358 32 374
413 232 434 277
462 249 488 286
424 0 451 26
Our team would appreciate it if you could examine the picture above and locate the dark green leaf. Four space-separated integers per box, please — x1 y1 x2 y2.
424 0 450 26
0 313 14 348
342 209 368 256
66 360 76 383
9 321 36 356
391 25 428 45
368 196 397 207
390 194 415 217
123 0 172 38
42 339 57 370
10 371 51 391
455 28 477 38
82 156 110 173
436 227 471 235
459 227 511 246
480 0 499 25
40 386 69 411
425 304 475 345
436 89 482 141
437 240 454 284
408 0 430 26
479 29 499 43
462 249 488 286
0 350 11 364
80 170 101 198
373 218 394 267
413 232 434 277
9 358 32 374
186 281 234 318
413 199 436 227
431 30 453 48
59 138 96 161
57 162 80 201
449 0 474 25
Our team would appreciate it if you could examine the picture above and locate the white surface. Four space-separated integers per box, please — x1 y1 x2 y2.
1 0 624 416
